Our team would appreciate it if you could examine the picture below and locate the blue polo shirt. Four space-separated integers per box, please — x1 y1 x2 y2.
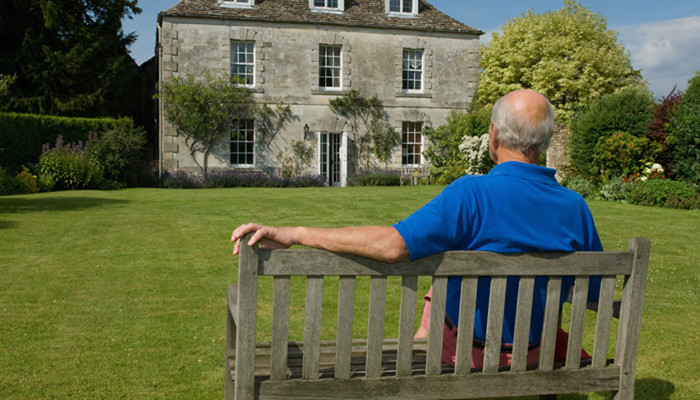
393 161 603 343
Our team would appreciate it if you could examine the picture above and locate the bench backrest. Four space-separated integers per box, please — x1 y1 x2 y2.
233 236 650 399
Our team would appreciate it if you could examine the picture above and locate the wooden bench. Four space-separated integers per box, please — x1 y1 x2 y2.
400 165 431 186
226 236 650 400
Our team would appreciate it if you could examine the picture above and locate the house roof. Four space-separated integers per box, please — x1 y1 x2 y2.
159 0 483 35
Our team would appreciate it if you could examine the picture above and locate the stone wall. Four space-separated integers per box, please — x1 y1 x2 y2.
546 124 571 181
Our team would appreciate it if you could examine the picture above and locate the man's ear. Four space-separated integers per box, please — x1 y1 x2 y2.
489 123 500 148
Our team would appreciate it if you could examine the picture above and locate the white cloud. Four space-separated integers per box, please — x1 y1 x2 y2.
616 16 700 97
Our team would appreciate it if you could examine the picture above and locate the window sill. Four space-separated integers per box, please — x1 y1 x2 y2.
312 89 346 96
396 92 431 99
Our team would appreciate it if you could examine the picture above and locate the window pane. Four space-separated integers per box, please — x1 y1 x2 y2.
319 45 341 89
231 119 255 165
401 121 422 166
231 41 255 86
402 49 423 91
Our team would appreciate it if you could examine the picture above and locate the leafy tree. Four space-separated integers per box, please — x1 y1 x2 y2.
329 89 393 173
668 71 700 184
569 87 655 176
373 125 400 170
157 73 254 176
479 0 643 120
0 0 141 117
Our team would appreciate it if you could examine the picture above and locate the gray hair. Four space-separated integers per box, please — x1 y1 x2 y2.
490 92 554 155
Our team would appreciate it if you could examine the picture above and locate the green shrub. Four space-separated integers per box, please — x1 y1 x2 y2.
347 171 401 186
39 136 103 190
0 168 27 195
592 131 661 181
15 166 38 193
423 106 492 184
561 174 599 198
88 118 147 186
599 177 633 202
570 87 655 175
628 179 700 209
668 71 700 184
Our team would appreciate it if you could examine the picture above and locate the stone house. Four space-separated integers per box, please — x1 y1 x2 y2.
157 0 482 186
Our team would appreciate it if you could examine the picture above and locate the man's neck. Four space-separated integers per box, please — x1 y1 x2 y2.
494 148 539 165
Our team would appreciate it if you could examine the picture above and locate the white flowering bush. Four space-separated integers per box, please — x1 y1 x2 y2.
459 133 494 175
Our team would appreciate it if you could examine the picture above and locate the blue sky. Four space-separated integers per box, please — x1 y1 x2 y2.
123 0 700 98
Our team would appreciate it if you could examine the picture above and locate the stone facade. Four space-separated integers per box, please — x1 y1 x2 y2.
157 0 482 185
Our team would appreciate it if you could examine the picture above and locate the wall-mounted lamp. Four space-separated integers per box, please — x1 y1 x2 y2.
303 124 311 140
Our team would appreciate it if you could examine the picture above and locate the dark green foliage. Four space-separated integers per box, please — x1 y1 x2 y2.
347 171 401 186
668 72 700 184
628 179 700 209
88 118 147 186
570 87 655 175
0 112 121 170
0 0 141 117
0 169 28 195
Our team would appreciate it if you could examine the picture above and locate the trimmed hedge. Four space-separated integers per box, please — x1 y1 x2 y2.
0 112 122 169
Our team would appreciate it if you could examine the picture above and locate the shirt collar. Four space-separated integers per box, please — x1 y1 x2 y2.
489 161 558 186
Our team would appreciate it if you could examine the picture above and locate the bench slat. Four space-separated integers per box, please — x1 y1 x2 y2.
427 276 448 375
367 277 388 378
538 277 562 371
566 277 590 369
592 276 616 367
335 276 356 379
511 276 535 372
258 250 634 277
483 277 507 373
253 366 621 400
397 276 418 377
270 276 291 380
235 237 260 400
454 277 478 375
303 276 324 380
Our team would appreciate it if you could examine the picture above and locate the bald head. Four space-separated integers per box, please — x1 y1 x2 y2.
490 89 554 158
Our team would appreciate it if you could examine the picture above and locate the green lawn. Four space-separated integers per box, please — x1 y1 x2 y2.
0 187 698 399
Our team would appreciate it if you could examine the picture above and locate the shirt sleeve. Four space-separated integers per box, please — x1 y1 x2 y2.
392 182 472 260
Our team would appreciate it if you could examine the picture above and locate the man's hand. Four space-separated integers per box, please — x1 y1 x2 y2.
231 223 296 255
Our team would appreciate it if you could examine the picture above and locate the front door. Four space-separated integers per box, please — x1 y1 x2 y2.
319 132 346 186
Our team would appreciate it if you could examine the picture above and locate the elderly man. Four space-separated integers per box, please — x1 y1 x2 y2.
232 89 602 367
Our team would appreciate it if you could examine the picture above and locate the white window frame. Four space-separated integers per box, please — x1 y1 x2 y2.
386 0 418 16
230 119 256 167
219 0 254 8
401 121 423 166
231 41 255 87
402 49 423 93
318 45 342 90
309 0 344 13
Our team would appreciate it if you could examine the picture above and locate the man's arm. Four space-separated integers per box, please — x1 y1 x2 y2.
231 223 410 264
